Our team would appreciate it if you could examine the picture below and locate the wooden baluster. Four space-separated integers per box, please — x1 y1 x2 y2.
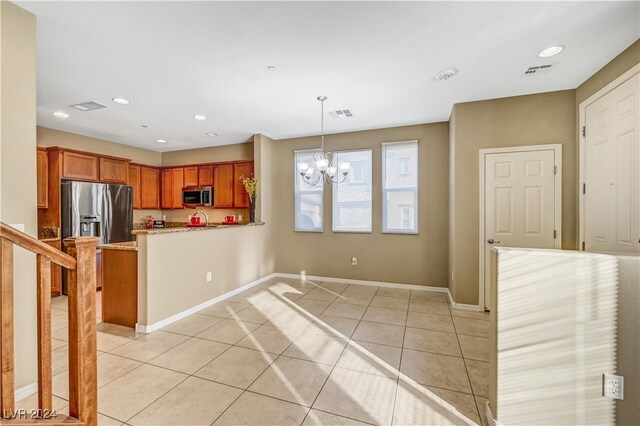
36 254 53 411
0 239 15 416
64 237 99 426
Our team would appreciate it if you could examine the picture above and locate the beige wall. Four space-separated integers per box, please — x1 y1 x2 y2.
161 141 253 166
0 1 38 389
448 90 577 305
37 126 162 166
575 39 640 426
274 123 449 287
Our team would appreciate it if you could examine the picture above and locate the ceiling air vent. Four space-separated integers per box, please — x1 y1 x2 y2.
329 109 354 119
70 101 107 111
522 62 557 77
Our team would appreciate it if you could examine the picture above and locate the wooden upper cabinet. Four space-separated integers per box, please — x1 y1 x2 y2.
128 164 141 209
140 167 160 209
198 165 213 187
184 166 199 188
160 169 173 209
171 168 184 209
61 151 99 181
214 164 234 208
37 149 48 209
233 162 254 208
100 157 129 183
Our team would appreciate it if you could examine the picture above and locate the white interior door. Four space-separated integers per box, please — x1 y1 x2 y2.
483 148 558 309
585 74 639 253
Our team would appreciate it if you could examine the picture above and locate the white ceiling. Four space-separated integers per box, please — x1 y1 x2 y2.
19 1 640 152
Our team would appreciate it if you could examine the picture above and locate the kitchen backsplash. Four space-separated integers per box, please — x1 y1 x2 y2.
134 207 249 226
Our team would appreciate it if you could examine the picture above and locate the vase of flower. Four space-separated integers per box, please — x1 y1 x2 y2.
240 174 258 223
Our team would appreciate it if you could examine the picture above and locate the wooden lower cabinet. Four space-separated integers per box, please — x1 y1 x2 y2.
140 167 160 209
45 240 62 296
101 248 137 328
214 164 234 208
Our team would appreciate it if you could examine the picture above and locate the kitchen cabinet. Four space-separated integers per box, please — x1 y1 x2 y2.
100 157 129 183
198 165 213 186
61 151 99 181
140 167 160 209
45 240 62 296
161 168 184 209
214 164 234 208
184 166 199 188
102 247 137 328
128 164 141 209
37 148 48 209
233 162 254 208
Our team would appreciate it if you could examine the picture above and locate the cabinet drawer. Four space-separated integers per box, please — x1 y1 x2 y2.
100 157 129 183
61 151 99 181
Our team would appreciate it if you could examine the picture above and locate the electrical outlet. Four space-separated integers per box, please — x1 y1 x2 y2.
602 373 624 400
206 272 212 282
351 256 358 266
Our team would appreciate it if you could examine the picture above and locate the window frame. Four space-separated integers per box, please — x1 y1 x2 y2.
382 140 419 234
294 148 324 233
332 148 373 234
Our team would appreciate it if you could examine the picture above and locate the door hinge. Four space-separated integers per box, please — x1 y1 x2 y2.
583 183 586 194
554 230 557 239
582 241 586 251
554 165 558 175
582 126 586 137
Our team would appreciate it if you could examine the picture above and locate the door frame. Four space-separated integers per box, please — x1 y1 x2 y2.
578 64 640 251
478 143 563 310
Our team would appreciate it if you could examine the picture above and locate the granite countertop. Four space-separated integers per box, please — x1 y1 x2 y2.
132 222 265 235
100 241 138 251
39 237 61 243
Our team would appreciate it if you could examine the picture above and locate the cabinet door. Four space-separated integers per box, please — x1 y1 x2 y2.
128 165 141 209
184 166 199 188
37 149 48 208
160 169 173 209
198 165 213 186
100 157 129 183
171 168 184 209
61 151 99 181
233 162 254 208
140 167 160 209
214 164 234 208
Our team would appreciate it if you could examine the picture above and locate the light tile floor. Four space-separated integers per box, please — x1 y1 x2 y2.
20 278 490 425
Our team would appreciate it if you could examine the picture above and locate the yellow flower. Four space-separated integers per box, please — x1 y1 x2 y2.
239 174 258 198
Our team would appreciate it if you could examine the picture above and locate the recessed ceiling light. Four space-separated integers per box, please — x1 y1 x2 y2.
266 65 277 71
206 132 218 137
156 139 166 143
539 45 564 58
112 97 130 105
193 114 207 120
436 68 457 81
53 111 69 118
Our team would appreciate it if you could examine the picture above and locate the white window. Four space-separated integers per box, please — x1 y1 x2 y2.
332 149 372 233
294 149 323 232
382 140 418 234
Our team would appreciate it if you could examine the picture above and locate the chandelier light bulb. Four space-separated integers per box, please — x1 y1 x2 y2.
339 162 351 174
305 167 315 178
327 166 337 177
316 158 329 172
297 162 310 174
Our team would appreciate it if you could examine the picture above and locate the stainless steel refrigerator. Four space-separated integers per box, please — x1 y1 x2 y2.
61 180 133 293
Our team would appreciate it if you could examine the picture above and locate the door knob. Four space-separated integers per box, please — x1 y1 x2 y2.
487 238 501 244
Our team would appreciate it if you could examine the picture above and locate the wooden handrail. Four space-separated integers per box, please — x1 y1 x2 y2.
0 223 76 270
0 222 98 426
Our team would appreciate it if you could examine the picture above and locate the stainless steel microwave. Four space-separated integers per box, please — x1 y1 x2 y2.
182 186 213 206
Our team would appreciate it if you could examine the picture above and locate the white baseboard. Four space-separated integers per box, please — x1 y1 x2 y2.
446 289 482 312
485 400 499 426
275 273 450 294
15 382 38 402
135 273 277 333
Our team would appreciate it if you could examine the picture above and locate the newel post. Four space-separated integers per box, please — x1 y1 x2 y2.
63 236 99 426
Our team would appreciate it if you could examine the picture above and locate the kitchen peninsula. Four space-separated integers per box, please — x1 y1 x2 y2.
102 221 272 333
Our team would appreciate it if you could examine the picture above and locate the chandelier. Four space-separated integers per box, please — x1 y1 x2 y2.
297 96 351 186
